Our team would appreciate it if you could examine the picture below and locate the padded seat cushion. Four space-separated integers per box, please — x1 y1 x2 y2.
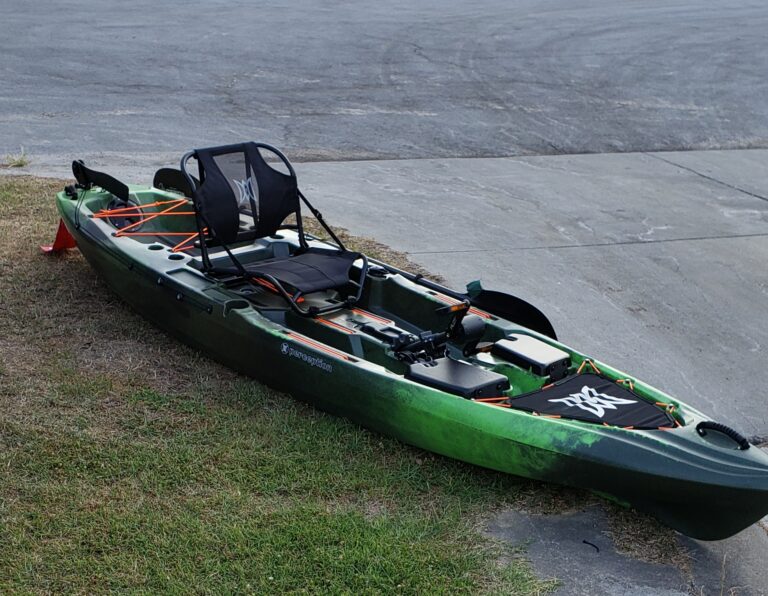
246 247 360 294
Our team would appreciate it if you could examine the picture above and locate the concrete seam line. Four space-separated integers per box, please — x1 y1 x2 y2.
408 232 768 254
645 152 768 203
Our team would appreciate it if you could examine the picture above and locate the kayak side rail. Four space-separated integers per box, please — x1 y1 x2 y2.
366 257 468 301
64 215 215 315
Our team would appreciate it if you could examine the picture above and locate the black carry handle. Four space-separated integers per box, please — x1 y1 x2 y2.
696 421 750 450
71 160 129 202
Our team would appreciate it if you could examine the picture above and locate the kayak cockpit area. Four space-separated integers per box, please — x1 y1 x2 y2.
79 188 683 432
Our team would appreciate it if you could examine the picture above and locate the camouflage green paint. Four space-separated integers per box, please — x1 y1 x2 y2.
52 189 768 540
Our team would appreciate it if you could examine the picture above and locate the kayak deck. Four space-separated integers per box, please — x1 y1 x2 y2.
71 185 685 425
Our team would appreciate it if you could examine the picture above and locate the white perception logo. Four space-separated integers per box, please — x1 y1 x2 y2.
548 386 636 418
279 342 333 373
234 176 258 212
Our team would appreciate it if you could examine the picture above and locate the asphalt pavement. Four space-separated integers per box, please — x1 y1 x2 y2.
2 0 768 159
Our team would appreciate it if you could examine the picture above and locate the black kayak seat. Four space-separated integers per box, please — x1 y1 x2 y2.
192 142 297 245
181 142 366 314
245 247 361 294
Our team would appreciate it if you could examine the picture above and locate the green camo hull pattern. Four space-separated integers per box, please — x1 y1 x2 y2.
53 187 768 540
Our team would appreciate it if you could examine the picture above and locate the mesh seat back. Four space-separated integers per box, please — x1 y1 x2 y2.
193 143 299 244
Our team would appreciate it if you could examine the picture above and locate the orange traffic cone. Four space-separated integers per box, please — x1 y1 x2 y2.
41 220 77 254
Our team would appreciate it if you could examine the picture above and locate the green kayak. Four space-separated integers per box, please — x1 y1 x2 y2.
46 142 768 540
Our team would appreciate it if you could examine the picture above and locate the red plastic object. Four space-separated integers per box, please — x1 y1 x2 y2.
41 220 77 254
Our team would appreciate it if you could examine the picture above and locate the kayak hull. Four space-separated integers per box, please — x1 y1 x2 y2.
54 190 768 540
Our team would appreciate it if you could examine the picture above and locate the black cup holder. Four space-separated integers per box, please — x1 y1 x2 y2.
223 299 251 316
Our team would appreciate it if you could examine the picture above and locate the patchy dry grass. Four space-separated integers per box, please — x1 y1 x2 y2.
606 508 691 573
0 175 689 593
2 147 29 169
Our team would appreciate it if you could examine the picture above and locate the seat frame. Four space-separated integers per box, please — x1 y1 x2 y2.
180 142 368 317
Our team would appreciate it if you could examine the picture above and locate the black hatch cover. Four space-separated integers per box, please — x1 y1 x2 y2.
406 358 510 399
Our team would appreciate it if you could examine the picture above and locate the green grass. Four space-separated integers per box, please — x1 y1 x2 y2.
0 176 561 594
1 384 542 593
